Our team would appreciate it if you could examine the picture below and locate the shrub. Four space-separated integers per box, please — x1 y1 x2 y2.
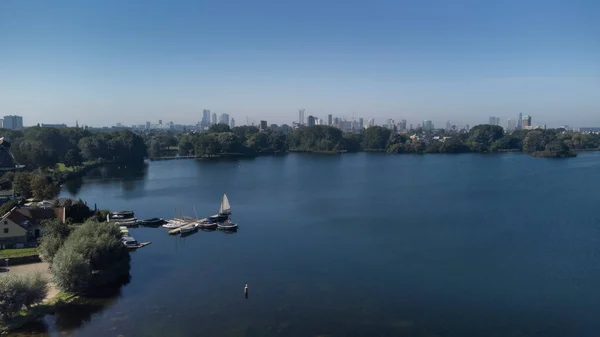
38 219 71 264
51 247 91 294
51 221 130 295
0 272 48 322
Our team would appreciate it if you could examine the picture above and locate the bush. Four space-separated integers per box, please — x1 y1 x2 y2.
51 247 91 294
0 272 48 322
38 220 71 264
51 221 130 295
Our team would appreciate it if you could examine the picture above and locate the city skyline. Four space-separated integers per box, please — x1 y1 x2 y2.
1 0 598 127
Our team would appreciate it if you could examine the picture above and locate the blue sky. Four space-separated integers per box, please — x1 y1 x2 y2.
1 0 598 127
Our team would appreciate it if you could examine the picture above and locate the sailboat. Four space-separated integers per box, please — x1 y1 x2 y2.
208 194 231 223
215 193 238 231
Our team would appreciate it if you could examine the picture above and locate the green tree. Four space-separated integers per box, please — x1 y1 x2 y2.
64 148 83 167
39 219 71 264
12 172 32 198
0 272 48 322
522 130 545 153
51 221 130 295
467 124 505 152
208 123 231 133
363 126 391 150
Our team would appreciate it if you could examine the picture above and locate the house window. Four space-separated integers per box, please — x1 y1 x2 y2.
3 221 7 225
3 228 7 234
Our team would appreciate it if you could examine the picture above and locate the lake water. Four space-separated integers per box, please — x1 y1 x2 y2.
25 153 600 336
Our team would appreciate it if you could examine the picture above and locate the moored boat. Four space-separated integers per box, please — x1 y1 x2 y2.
162 220 187 229
217 219 238 231
179 224 198 235
140 218 165 226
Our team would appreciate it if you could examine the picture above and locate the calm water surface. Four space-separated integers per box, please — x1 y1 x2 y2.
28 153 600 336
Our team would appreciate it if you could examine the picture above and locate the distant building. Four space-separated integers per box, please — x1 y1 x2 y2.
219 113 230 126
202 110 211 127
211 113 217 125
445 120 451 130
307 115 316 127
230 118 236 128
367 118 375 128
3 116 23 130
422 120 434 132
158 120 162 125
259 120 268 131
507 119 517 132
399 119 407 132
145 121 151 130
359 118 364 129
298 109 305 125
327 114 332 126
517 112 523 130
169 121 174 129
522 115 532 128
488 116 500 126
40 123 67 128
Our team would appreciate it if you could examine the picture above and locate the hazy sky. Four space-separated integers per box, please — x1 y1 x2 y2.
1 0 598 127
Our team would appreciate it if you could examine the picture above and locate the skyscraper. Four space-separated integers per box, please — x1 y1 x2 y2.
298 109 305 125
446 120 451 130
230 118 236 128
489 116 500 126
359 118 364 129
422 120 434 132
211 113 217 125
307 115 315 126
517 112 523 130
507 119 517 132
522 114 532 128
328 114 332 126
145 121 150 130
3 115 23 130
399 119 407 132
219 113 230 126
202 110 211 127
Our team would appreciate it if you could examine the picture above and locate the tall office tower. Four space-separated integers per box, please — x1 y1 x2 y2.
328 114 332 126
522 114 532 128
202 110 211 127
211 113 217 125
230 118 236 128
298 109 305 125
307 115 315 126
517 112 523 130
399 119 407 131
219 113 230 126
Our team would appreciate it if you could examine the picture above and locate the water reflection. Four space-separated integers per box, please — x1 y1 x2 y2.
63 177 84 195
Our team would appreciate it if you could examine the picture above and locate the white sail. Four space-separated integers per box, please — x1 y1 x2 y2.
219 194 231 214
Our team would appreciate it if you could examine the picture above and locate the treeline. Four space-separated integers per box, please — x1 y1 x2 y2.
0 127 147 201
175 124 287 158
150 124 596 159
2 127 147 168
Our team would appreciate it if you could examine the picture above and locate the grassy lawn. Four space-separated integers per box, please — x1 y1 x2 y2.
56 163 76 172
0 247 39 259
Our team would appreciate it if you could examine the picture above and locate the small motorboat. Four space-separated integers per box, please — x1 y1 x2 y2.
141 218 165 227
118 219 141 228
121 236 139 248
179 224 198 235
217 220 238 231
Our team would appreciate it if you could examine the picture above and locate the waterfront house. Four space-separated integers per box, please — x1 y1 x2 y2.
0 206 66 249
